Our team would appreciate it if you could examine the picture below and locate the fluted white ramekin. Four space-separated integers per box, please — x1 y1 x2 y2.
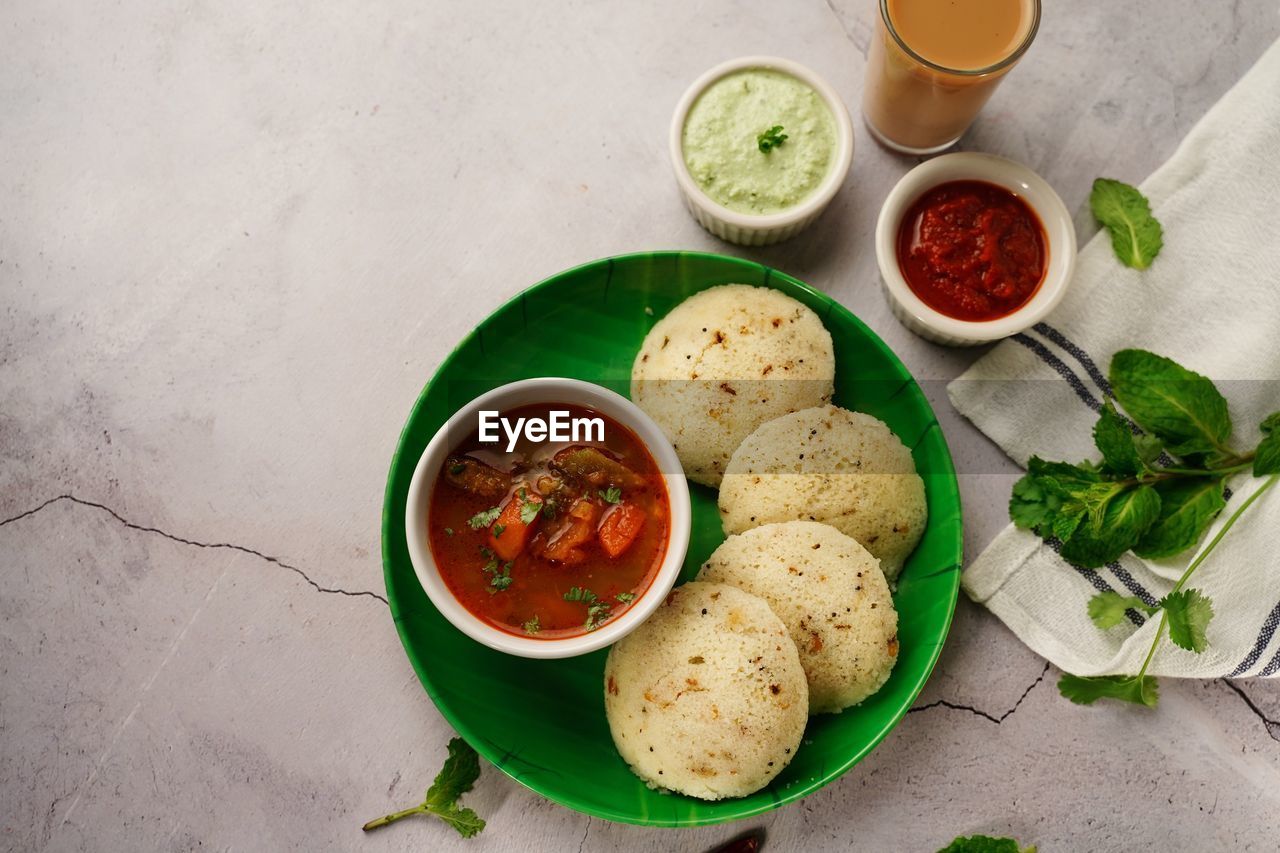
875 152 1076 346
670 56 854 247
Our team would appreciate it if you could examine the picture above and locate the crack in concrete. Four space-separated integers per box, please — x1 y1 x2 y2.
908 662 1052 724
1220 679 1280 743
821 0 869 60
575 816 591 853
0 494 388 605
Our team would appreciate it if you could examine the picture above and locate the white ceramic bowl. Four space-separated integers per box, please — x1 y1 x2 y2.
670 55 855 246
875 152 1076 346
404 378 691 659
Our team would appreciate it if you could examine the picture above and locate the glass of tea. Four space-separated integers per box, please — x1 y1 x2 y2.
863 0 1041 155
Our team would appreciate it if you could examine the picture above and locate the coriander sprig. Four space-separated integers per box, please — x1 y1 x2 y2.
1010 348 1280 707
757 125 787 153
362 737 485 838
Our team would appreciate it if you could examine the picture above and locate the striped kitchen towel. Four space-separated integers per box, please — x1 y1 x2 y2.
947 37 1280 679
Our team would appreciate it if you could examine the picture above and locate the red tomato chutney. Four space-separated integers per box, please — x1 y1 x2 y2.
427 402 670 639
896 180 1048 321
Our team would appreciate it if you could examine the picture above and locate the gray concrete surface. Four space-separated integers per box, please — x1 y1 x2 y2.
2 1 1278 851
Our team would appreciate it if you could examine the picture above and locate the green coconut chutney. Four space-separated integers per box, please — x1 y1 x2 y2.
682 69 837 215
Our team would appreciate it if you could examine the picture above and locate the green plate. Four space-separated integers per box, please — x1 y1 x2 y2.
382 251 961 827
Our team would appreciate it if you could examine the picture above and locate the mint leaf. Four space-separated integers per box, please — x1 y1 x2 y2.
1093 401 1143 475
362 737 486 837
937 835 1035 853
1133 477 1226 559
1161 588 1214 653
1087 591 1156 629
1261 412 1280 434
1109 349 1232 458
1255 431 1280 476
1059 673 1159 707
1059 484 1161 568
1089 177 1163 269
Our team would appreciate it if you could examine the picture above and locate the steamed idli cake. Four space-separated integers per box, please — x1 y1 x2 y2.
630 284 834 487
603 581 807 800
698 521 899 713
718 405 926 582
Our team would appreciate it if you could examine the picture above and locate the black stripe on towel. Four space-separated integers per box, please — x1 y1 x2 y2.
1034 323 1113 397
1046 538 1146 627
1011 333 1103 413
1228 600 1280 677
1019 328 1178 466
1106 561 1160 608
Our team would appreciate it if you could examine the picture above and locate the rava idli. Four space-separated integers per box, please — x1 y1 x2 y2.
630 284 834 488
718 405 926 582
698 521 898 713
603 581 807 800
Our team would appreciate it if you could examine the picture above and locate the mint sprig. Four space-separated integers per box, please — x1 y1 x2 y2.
1010 348 1277 707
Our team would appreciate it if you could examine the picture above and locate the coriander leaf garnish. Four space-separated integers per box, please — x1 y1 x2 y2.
491 523 506 539
481 554 513 592
584 600 612 631
599 486 622 504
564 586 611 630
1087 591 1157 630
362 736 485 837
1160 588 1213 653
757 125 787 153
1058 673 1159 708
1010 348 1277 707
467 507 501 530
519 489 541 524
937 835 1036 853
444 527 454 537
523 615 540 634
1089 177 1163 269
616 592 636 604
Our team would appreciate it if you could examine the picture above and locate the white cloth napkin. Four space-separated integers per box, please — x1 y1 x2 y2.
947 38 1280 679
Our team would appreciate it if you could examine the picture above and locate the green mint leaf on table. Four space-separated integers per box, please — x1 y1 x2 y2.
1059 673 1159 708
467 507 501 530
1089 177 1163 269
362 737 485 837
599 486 622 504
1132 477 1226 559
1160 588 1214 653
523 615 540 634
1110 349 1232 458
937 835 1035 853
1088 591 1157 629
1093 400 1145 476
757 125 787 152
1058 484 1161 568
